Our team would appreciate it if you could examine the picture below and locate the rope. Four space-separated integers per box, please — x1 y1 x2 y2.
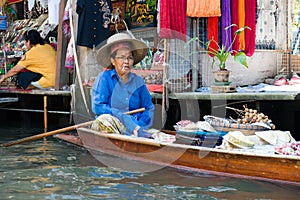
68 9 91 116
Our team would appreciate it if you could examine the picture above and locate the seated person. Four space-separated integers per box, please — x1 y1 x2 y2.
91 32 154 138
0 29 56 90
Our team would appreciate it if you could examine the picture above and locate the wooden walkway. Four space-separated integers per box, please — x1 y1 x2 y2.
0 87 72 129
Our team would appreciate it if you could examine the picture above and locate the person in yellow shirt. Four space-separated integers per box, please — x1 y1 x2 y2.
0 29 56 90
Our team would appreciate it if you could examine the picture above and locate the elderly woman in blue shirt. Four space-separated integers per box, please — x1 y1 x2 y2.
92 32 154 138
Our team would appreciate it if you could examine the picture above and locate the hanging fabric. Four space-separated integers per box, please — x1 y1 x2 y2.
238 0 245 51
231 0 239 55
186 0 221 17
221 0 232 51
76 0 113 48
40 0 48 8
27 0 36 11
63 0 74 71
244 0 256 56
48 0 61 25
207 17 219 57
159 0 186 41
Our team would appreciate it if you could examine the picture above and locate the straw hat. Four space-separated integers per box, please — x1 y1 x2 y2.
96 32 148 67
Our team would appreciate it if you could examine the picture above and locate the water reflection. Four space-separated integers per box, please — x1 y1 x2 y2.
0 127 299 199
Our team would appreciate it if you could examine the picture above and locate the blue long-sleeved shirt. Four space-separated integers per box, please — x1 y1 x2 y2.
92 69 154 135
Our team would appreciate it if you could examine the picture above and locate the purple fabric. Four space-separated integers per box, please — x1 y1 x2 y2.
221 0 232 50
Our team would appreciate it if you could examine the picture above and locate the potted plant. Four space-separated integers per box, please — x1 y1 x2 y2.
186 24 251 84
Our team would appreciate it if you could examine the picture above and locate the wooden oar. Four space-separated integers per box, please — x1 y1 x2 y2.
1 108 146 147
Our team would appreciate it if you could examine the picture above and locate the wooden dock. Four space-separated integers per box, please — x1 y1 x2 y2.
150 91 300 140
0 87 72 130
1 85 300 141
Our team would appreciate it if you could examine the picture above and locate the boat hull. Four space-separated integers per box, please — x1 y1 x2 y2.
59 127 300 185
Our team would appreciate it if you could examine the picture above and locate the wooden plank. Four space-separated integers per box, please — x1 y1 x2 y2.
150 92 300 101
55 0 67 90
0 88 70 96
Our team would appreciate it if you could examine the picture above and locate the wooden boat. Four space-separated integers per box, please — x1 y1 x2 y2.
55 127 300 186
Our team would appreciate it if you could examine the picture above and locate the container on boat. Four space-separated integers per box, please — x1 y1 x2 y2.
175 130 227 147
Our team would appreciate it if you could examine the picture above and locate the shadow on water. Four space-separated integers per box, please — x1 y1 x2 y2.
0 122 299 199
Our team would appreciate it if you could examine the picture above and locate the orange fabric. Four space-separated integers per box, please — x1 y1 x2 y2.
186 0 221 17
238 0 245 50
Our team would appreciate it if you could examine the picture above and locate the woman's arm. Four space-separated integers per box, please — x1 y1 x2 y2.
0 64 25 85
92 72 114 116
133 84 154 128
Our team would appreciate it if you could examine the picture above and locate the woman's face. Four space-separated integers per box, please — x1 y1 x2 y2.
25 40 32 51
111 47 134 77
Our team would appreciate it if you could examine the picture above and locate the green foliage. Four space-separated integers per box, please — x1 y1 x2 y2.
185 24 251 70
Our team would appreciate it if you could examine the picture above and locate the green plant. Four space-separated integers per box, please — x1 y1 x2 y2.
186 24 251 70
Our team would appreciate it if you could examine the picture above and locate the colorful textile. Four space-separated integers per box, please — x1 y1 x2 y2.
63 0 74 69
238 0 245 50
159 0 186 41
231 0 239 54
207 17 219 57
221 0 232 50
65 40 74 69
63 0 72 40
91 114 126 134
125 0 157 28
186 0 221 17
48 0 61 25
244 0 256 56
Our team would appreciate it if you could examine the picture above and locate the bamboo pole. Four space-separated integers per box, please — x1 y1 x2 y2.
68 7 91 116
1 108 146 147
2 121 94 147
162 39 169 128
43 96 47 132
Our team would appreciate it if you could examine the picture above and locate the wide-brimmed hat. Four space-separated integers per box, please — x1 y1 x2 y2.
96 32 148 67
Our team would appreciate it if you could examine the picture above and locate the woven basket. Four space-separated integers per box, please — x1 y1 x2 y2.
203 115 270 135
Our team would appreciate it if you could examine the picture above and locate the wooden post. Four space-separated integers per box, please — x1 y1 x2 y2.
162 39 169 128
55 0 67 90
44 96 47 132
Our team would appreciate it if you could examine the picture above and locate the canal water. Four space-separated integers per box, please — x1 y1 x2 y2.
0 122 299 200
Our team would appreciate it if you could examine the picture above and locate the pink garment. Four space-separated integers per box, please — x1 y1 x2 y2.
62 0 74 69
159 0 186 41
62 0 72 40
65 40 74 69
